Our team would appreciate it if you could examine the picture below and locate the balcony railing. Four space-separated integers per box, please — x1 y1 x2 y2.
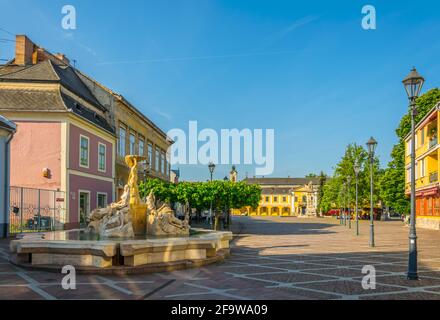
430 171 438 183
429 137 438 149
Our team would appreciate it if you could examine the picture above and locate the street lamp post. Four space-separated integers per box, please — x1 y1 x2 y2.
347 176 352 229
339 186 343 225
342 182 346 226
344 183 347 226
208 162 216 229
366 137 378 247
403 67 425 280
354 161 361 236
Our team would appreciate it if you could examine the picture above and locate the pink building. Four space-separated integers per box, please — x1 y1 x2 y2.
0 36 116 229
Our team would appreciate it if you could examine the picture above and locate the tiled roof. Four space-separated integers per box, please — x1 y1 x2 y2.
261 187 293 195
245 177 320 186
61 93 114 133
0 88 66 111
0 88 114 134
0 61 104 111
0 61 59 81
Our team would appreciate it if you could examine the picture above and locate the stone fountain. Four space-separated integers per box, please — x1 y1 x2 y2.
9 155 232 273
85 155 190 238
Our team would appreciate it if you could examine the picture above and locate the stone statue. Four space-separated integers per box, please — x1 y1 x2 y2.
145 191 190 236
86 184 134 238
85 154 190 238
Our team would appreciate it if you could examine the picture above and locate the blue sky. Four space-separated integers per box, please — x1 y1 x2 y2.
1 0 440 181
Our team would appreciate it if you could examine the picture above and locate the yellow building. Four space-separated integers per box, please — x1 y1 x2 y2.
404 102 440 229
233 177 319 216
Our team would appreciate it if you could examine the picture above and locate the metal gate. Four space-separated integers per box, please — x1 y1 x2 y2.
9 186 66 234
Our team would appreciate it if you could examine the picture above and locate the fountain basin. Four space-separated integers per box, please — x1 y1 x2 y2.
9 228 232 274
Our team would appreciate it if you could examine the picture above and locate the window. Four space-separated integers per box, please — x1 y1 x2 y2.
415 134 418 149
148 142 153 168
420 158 425 178
283 196 287 202
406 140 411 156
273 196 278 202
421 128 425 145
302 196 307 203
118 126 126 157
80 135 89 167
98 143 106 172
407 168 411 183
129 133 136 155
161 151 166 174
155 147 160 172
139 136 145 156
97 193 107 209
265 196 269 202
415 161 418 179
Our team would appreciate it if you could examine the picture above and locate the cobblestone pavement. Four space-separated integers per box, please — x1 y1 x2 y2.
1 216 440 300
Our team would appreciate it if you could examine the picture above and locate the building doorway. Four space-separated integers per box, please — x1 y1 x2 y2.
79 191 90 226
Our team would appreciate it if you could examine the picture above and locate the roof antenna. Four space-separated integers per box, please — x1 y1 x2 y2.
72 59 77 69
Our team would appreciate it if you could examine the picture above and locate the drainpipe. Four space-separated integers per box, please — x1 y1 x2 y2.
2 133 13 238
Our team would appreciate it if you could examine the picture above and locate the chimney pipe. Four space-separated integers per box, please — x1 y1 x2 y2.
15 35 35 66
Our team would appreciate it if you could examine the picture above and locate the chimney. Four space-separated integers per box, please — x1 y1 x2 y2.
54 53 70 65
15 35 36 66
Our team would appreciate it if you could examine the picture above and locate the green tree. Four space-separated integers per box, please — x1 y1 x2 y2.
138 179 261 222
316 171 327 214
380 88 440 214
320 143 382 215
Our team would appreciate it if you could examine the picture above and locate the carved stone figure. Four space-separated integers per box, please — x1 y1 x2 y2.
86 184 134 238
145 191 190 236
85 154 190 238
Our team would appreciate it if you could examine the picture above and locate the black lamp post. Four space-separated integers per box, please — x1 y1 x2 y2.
367 137 377 247
403 67 425 280
347 176 352 229
208 162 216 181
366 137 377 247
354 160 361 236
208 162 216 229
342 182 346 226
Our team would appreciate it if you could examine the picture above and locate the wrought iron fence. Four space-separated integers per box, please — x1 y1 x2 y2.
9 186 66 234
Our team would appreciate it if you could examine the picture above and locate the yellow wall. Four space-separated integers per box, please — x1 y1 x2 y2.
405 110 439 193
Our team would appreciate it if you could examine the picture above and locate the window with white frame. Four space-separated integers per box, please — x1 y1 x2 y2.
420 158 425 178
139 136 145 156
161 151 166 174
155 147 160 172
80 135 89 167
415 161 419 180
406 167 411 183
98 143 106 172
148 142 153 168
97 193 107 209
118 126 126 157
129 132 136 155
406 140 411 156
